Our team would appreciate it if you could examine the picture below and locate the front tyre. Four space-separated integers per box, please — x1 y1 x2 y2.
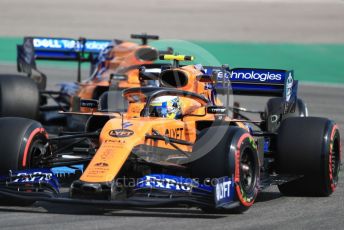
0 117 49 205
0 117 49 173
191 126 259 213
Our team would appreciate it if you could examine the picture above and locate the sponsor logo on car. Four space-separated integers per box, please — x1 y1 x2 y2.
94 162 109 167
137 175 196 192
32 38 111 52
215 177 235 208
204 67 286 84
109 129 134 138
207 106 227 114
104 139 126 144
12 171 53 183
164 127 183 139
230 71 282 82
80 99 98 108
216 180 231 200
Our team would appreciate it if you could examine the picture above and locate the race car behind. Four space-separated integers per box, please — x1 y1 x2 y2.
0 34 173 130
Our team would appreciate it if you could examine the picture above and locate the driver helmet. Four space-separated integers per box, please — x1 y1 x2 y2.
149 96 182 119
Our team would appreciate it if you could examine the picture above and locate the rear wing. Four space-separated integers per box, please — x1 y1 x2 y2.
203 66 298 114
17 37 112 82
122 63 298 114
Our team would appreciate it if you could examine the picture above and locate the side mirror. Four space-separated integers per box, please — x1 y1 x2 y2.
80 99 99 109
158 47 174 55
206 106 227 115
197 74 214 83
109 73 127 81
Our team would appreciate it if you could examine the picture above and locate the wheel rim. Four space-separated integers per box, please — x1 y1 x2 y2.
29 136 49 168
240 148 256 193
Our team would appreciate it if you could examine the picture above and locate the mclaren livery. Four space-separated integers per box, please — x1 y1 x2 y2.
0 34 172 129
0 55 341 213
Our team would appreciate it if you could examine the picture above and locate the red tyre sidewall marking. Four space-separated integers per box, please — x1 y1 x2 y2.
234 133 255 207
22 128 48 168
329 125 339 192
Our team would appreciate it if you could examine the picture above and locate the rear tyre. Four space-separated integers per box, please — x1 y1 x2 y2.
191 126 259 213
0 117 49 205
0 75 40 120
276 117 341 196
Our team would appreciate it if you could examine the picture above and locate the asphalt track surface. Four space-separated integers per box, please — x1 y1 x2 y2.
0 64 343 230
1 0 344 229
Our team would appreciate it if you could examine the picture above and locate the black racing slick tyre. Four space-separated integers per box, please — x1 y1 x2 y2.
0 117 49 174
0 117 49 205
0 74 40 120
276 117 341 196
191 126 259 213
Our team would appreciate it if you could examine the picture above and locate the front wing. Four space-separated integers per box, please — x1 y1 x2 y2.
0 169 240 210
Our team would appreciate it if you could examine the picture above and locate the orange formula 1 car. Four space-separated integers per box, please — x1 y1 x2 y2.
0 55 341 213
0 34 172 129
76 34 173 104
